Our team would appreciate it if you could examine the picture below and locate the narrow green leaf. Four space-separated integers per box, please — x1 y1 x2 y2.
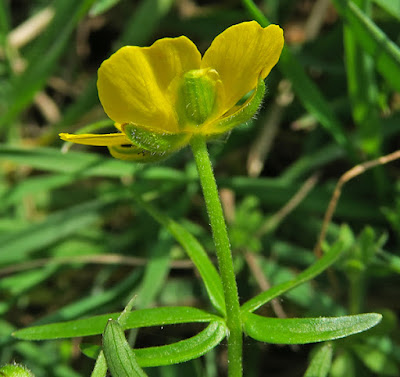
243 312 382 344
0 174 75 210
241 0 354 155
344 0 382 155
0 145 191 181
0 145 138 177
134 231 171 309
0 0 97 128
333 0 400 92
82 321 227 366
278 48 352 152
13 306 221 340
33 270 141 325
352 343 399 376
134 195 226 315
280 143 345 183
103 320 148 377
89 0 121 16
373 0 400 21
119 0 174 47
330 351 356 377
304 343 333 377
90 351 108 377
0 195 126 266
241 238 346 313
133 321 226 367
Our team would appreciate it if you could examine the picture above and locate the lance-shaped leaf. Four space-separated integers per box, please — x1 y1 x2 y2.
103 320 148 377
242 312 382 344
91 351 108 377
13 306 221 340
83 320 227 367
241 238 346 313
135 320 227 366
304 343 333 377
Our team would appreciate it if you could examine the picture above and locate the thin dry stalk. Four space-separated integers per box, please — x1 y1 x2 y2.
304 0 331 41
257 173 319 236
0 254 194 277
8 6 54 49
314 149 400 257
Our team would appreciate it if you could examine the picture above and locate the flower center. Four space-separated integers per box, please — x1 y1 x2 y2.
177 68 219 127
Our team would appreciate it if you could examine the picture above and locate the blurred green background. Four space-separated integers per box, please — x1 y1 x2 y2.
1 0 400 376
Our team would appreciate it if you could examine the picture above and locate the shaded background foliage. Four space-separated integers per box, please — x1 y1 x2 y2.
0 0 400 376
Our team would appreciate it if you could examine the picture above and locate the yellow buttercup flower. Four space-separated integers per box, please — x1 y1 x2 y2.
60 21 284 161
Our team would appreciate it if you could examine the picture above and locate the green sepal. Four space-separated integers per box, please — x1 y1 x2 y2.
122 123 190 153
204 79 265 136
103 320 148 377
108 145 171 162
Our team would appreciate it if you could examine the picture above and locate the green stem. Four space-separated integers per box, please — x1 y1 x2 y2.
189 135 242 377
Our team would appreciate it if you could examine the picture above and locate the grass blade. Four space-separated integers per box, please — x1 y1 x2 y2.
333 0 400 92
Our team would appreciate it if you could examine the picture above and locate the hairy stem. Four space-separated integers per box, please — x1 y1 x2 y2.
190 135 242 377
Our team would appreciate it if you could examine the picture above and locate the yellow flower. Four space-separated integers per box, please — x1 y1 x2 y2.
60 21 284 161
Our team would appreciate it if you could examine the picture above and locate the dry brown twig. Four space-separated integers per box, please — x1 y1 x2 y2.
0 254 194 277
313 149 400 257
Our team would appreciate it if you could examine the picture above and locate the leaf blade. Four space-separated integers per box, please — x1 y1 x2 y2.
13 306 222 340
243 313 382 344
103 320 148 377
241 238 346 313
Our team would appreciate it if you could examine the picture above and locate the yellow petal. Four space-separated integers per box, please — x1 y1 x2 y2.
201 21 284 114
59 132 130 146
97 37 201 133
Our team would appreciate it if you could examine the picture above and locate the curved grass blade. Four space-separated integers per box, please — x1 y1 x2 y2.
0 145 138 177
333 0 400 92
241 0 354 155
243 312 382 344
373 0 400 21
13 306 221 340
0 194 126 266
134 195 226 316
0 0 96 128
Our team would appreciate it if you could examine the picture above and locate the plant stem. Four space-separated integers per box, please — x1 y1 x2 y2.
190 135 242 377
